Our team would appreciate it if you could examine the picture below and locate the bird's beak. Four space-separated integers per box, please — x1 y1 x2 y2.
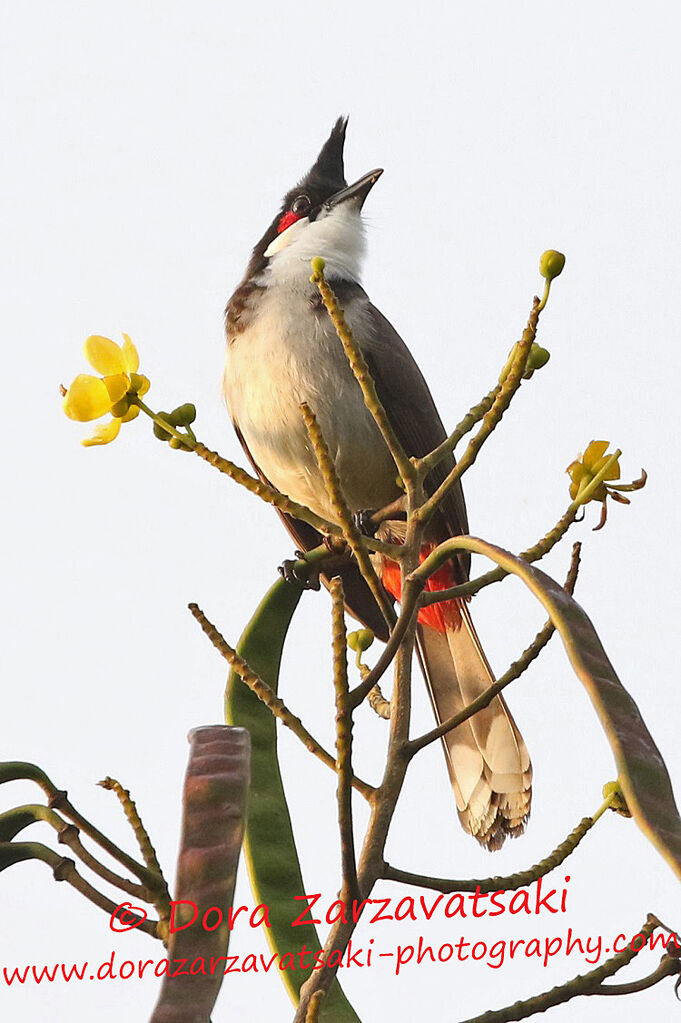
324 168 383 211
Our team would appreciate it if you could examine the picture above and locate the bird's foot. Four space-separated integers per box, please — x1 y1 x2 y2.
353 508 379 537
278 555 321 591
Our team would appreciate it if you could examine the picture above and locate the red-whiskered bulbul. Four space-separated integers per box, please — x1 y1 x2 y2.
223 118 531 850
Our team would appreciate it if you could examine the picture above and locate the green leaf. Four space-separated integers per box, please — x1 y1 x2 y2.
416 537 681 881
225 567 361 1021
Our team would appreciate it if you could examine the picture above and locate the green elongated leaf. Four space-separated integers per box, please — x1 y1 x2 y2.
225 568 361 1022
150 726 250 1023
416 537 681 881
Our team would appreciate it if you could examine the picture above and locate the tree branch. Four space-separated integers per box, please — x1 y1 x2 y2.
301 401 396 628
415 298 539 524
459 914 668 1023
410 543 580 753
310 260 417 490
188 602 375 801
330 578 360 905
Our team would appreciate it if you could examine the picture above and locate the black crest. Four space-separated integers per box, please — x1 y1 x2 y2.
294 115 348 199
232 117 351 292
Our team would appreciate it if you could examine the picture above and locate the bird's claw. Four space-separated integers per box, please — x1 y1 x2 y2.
278 557 321 591
353 508 378 537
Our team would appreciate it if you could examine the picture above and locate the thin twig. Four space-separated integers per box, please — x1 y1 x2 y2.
310 261 416 489
188 603 374 801
3 841 159 938
383 813 595 894
330 578 359 904
421 454 619 607
193 443 341 537
349 582 421 708
459 914 663 1023
300 402 395 628
409 543 581 754
45 793 163 893
99 777 171 923
293 527 424 1020
417 383 501 476
383 782 616 897
594 954 680 995
2 804 149 900
416 299 540 524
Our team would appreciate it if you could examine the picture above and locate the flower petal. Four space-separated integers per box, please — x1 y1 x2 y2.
103 373 130 404
63 374 113 422
82 418 121 447
130 373 150 396
583 440 609 470
121 404 140 423
566 461 585 483
84 335 126 375
121 333 140 374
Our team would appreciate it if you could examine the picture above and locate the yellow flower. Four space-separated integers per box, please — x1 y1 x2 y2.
567 440 646 530
62 334 149 446
566 440 620 502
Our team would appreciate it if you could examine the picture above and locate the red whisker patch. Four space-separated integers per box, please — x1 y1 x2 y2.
277 211 301 234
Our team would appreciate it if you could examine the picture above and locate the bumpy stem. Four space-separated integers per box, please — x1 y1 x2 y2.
99 777 171 924
330 578 360 904
416 298 539 524
418 384 502 476
188 603 374 801
460 915 669 1023
301 402 396 626
383 784 616 894
411 543 581 753
310 261 417 490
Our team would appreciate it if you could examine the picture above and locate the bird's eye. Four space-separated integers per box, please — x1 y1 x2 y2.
291 194 311 215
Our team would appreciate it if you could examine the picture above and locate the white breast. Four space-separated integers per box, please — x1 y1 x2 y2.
223 284 398 523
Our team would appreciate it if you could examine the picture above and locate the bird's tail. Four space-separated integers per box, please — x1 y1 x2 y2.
381 552 531 850
417 606 532 850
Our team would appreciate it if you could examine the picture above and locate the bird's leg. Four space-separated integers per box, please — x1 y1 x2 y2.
278 542 352 591
278 551 322 591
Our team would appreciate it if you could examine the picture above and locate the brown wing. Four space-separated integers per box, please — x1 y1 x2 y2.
230 287 469 640
347 286 470 581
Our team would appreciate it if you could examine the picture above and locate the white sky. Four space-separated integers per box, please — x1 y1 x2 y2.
2 2 681 1020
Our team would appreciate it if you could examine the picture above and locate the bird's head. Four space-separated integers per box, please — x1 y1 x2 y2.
248 117 382 285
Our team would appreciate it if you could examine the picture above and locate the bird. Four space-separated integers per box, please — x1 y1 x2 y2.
223 117 531 850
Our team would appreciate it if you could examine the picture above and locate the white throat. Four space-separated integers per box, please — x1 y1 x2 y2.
262 205 365 288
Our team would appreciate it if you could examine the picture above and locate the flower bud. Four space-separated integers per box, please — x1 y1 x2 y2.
522 343 551 379
171 403 197 426
602 780 631 818
528 344 550 371
347 629 375 654
539 250 566 281
153 415 173 440
168 436 191 452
